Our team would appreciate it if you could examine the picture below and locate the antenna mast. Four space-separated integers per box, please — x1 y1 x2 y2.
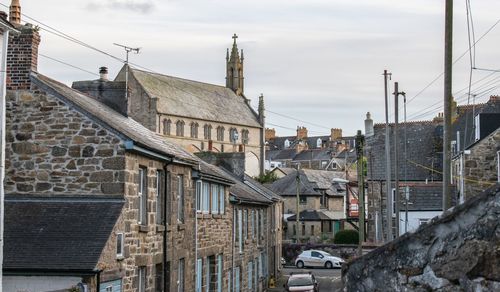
113 43 141 100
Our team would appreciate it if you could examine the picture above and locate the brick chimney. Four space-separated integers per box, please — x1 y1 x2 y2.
265 128 276 140
7 1 40 91
296 126 308 140
331 128 342 140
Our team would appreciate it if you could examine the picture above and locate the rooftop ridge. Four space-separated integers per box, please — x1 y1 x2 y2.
132 67 229 90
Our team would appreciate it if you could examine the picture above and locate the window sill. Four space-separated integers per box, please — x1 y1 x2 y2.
116 255 125 261
156 225 166 232
197 214 211 219
212 214 223 219
177 224 186 231
138 225 149 233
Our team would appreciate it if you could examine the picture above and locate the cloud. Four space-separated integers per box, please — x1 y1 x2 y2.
86 0 155 14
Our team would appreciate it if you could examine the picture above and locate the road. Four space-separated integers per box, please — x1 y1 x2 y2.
269 267 343 292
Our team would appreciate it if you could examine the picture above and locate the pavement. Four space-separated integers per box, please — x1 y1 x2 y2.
268 266 343 292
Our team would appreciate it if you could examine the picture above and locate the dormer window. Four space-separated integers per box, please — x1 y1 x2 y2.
316 138 322 148
284 139 290 148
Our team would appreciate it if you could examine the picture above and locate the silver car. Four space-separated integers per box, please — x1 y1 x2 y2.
295 250 345 269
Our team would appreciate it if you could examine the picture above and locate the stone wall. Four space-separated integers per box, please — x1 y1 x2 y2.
4 90 126 195
464 128 499 199
343 187 500 292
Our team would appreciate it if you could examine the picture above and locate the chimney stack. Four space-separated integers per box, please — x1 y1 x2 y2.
265 128 276 140
364 112 374 137
297 126 308 140
331 128 342 140
9 0 21 26
99 66 109 81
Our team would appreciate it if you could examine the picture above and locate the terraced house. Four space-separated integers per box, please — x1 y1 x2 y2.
2 2 282 292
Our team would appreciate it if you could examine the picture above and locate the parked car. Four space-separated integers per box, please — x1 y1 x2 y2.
284 272 319 292
295 250 345 269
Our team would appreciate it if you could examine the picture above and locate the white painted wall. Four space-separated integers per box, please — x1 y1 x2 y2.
399 211 442 235
4 276 83 292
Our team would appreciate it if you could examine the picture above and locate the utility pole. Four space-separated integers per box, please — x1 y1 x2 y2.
393 82 405 238
443 0 453 210
383 70 393 242
296 164 300 244
355 130 365 256
404 94 409 234
113 43 141 101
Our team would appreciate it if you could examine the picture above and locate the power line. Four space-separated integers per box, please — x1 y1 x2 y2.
39 53 99 77
406 17 500 105
266 110 332 130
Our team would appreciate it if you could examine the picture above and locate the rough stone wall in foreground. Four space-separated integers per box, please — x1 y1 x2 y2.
343 187 500 292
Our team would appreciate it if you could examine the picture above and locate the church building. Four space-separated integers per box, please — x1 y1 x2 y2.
73 35 265 176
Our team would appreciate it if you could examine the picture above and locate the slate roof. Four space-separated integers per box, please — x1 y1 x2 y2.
269 169 320 197
293 149 332 161
287 210 334 221
243 174 282 202
4 195 123 273
224 171 274 205
123 67 261 128
406 185 444 211
268 169 347 197
32 73 198 164
272 149 297 161
366 121 443 181
452 98 500 152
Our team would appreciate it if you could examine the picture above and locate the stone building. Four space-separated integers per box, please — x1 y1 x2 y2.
268 169 352 242
2 3 282 291
265 126 356 172
73 35 265 177
196 152 283 291
454 127 499 200
364 115 444 242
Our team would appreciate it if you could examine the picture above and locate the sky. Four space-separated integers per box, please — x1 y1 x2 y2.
7 0 500 137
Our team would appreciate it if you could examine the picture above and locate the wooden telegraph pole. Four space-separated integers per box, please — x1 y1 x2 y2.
443 0 453 210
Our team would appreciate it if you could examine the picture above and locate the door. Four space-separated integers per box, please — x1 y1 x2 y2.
310 251 324 267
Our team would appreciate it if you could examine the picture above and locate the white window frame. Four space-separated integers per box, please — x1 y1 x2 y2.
251 210 255 239
116 233 124 258
177 175 184 223
243 210 248 240
105 286 113 292
196 180 202 213
202 182 210 213
196 258 202 292
234 267 240 292
474 114 480 141
219 186 225 215
178 258 185 292
138 167 147 225
217 254 223 292
138 266 146 292
211 184 219 214
391 188 396 218
419 218 430 226
238 209 243 253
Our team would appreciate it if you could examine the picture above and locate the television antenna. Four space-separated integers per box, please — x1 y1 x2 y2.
113 43 141 100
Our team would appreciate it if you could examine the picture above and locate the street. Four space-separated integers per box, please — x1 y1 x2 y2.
270 267 343 292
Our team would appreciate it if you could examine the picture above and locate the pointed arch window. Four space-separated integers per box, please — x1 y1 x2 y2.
163 119 171 136
190 122 199 138
204 124 212 140
242 129 249 145
176 120 185 137
229 128 239 143
216 126 225 142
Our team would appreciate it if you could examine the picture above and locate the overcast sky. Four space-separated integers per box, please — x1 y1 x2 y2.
10 0 500 137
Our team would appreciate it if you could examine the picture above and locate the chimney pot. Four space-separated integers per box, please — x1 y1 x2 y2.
99 66 108 81
0 11 7 20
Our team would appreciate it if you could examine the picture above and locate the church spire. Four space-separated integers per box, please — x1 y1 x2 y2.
226 34 244 96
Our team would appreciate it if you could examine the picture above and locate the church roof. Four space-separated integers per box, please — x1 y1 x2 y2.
123 67 261 128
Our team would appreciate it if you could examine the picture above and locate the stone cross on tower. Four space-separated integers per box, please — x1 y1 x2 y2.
226 34 244 96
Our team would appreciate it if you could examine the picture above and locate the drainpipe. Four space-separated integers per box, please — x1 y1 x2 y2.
163 161 171 291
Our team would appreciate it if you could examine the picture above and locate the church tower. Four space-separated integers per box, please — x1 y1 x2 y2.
226 34 244 96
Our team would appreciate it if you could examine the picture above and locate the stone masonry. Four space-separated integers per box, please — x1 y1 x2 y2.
463 127 499 199
343 187 500 292
4 90 126 195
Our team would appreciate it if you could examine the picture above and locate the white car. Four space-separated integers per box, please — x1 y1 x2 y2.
295 250 345 269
